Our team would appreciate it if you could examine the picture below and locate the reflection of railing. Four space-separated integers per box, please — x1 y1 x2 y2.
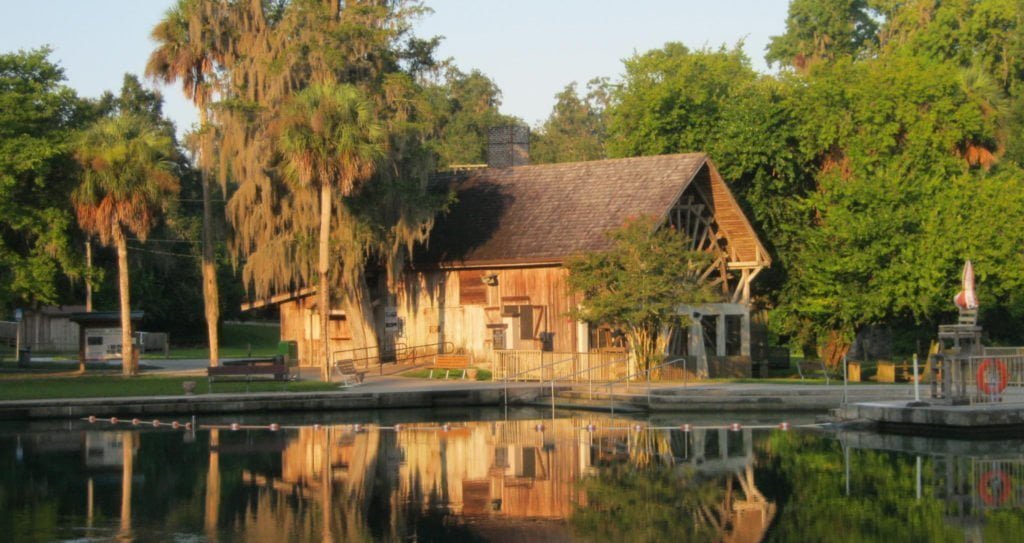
972 458 1024 509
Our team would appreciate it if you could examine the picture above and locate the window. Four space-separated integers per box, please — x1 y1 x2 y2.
492 327 507 350
87 336 104 346
519 305 533 340
589 324 626 351
459 271 488 305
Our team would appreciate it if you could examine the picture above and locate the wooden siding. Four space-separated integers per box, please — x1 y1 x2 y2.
280 297 352 367
395 265 581 365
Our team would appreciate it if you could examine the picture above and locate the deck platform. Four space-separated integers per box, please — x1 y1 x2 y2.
836 398 1024 437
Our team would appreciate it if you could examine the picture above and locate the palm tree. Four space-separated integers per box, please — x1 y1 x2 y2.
278 82 385 381
74 114 180 376
147 0 225 367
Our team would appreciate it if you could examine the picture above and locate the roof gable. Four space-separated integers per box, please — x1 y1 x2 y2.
418 153 768 268
420 154 700 265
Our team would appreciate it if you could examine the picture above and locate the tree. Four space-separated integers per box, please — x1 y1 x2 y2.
170 0 449 368
147 0 225 366
765 0 878 72
605 43 758 159
532 79 609 164
73 114 180 375
0 48 88 312
278 82 385 380
426 66 518 166
566 216 717 374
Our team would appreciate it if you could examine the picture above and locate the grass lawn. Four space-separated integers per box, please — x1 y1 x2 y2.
0 374 338 401
400 368 493 381
143 321 282 359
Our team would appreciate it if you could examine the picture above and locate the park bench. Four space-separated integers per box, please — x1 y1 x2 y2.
796 360 836 384
334 359 365 388
429 354 471 379
208 356 289 392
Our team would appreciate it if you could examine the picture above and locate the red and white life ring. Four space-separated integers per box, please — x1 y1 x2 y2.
977 358 1009 395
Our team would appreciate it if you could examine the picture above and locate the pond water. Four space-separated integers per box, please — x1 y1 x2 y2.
2 408 1023 542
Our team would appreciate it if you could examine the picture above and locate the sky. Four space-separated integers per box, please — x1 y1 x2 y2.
0 0 790 135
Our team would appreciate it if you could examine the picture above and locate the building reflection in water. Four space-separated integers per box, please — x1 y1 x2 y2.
202 417 778 541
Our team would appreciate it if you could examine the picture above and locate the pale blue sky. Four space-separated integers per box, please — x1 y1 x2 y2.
0 0 789 135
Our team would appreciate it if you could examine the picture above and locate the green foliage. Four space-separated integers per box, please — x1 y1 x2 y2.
566 216 717 370
531 79 609 164
607 43 757 159
0 48 89 310
766 0 878 71
425 67 519 166
595 1 1024 356
764 432 964 542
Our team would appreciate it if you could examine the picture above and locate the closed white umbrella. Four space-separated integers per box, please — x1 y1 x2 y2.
954 260 978 310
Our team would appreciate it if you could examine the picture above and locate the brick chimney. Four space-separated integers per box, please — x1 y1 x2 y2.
487 125 529 168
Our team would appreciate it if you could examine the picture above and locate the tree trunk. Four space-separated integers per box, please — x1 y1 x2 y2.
820 329 852 368
342 270 379 366
115 231 135 376
198 107 220 368
202 171 220 367
318 183 332 382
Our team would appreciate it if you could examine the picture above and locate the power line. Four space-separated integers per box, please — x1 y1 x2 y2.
128 238 202 244
126 246 201 260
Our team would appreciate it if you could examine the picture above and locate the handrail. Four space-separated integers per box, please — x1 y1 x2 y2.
332 341 454 376
501 352 631 408
597 357 690 414
331 342 407 365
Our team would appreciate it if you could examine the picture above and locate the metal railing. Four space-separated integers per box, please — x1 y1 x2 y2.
597 357 690 414
494 350 626 382
932 354 1024 404
500 352 633 409
332 341 454 374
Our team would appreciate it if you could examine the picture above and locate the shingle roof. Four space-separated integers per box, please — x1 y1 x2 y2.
417 153 767 267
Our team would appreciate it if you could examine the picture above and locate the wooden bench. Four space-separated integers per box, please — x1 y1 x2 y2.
333 359 365 387
208 357 289 392
796 360 836 384
430 354 470 379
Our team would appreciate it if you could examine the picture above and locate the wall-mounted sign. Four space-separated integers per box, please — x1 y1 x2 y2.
384 307 399 331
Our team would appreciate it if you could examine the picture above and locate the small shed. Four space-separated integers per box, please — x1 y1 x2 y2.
69 311 144 367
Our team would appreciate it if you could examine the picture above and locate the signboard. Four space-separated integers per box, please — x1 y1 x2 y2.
384 307 399 332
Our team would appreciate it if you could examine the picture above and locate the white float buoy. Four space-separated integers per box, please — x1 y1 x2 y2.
778 422 790 431
269 423 280 431
680 423 692 432
230 423 240 431
729 423 742 432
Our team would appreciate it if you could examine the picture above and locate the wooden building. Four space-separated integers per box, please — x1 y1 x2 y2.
257 129 770 376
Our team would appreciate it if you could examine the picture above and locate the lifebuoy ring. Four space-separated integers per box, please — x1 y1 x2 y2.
979 470 1011 506
977 358 1009 395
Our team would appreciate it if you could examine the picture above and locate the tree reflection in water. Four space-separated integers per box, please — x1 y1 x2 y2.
3 416 1024 541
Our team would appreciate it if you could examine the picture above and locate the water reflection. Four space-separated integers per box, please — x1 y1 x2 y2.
2 415 1024 541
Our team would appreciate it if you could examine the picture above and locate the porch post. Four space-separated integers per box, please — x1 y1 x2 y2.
716 314 726 357
741 311 751 357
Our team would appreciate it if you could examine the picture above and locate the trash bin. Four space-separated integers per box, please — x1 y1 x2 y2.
17 348 31 367
277 341 298 367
